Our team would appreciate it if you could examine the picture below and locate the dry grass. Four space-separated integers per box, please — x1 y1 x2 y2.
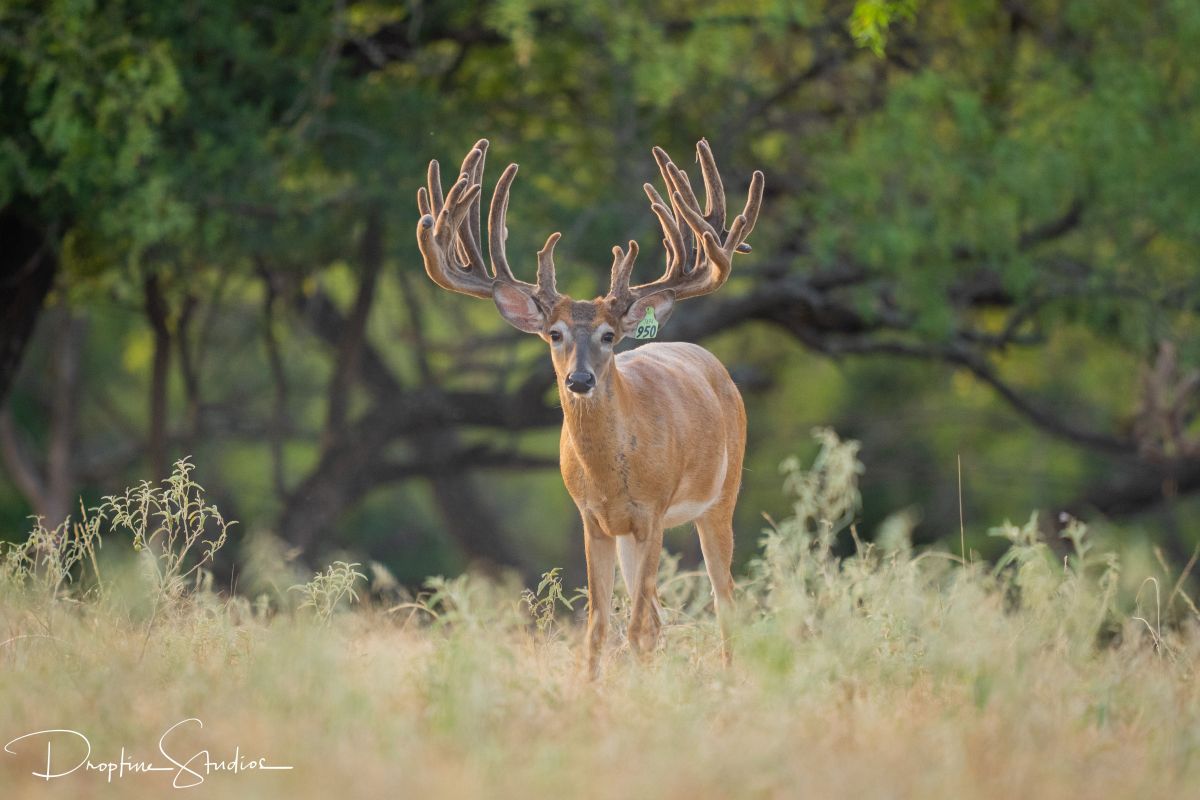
1 438 1199 799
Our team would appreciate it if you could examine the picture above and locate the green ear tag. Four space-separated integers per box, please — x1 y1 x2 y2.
634 307 659 340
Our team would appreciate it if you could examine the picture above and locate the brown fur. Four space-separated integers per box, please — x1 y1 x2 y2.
543 298 746 676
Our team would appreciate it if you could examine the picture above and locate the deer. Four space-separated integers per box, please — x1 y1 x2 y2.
415 138 763 676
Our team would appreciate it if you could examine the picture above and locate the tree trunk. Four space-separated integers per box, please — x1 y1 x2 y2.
43 313 83 524
144 275 171 481
0 209 57 406
323 208 382 451
0 311 83 526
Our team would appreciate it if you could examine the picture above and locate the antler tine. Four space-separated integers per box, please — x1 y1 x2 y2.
732 169 765 247
648 205 688 288
451 139 487 273
460 139 489 273
642 184 687 279
536 232 563 307
608 240 639 304
490 163 561 307
617 141 765 305
428 159 444 215
488 163 521 283
696 138 726 230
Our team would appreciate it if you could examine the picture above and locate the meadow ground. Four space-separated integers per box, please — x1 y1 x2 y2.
1 434 1198 799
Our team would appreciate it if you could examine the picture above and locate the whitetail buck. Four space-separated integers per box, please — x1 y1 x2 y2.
416 138 763 675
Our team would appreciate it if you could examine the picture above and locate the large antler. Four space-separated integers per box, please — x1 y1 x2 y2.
609 139 764 310
416 139 561 309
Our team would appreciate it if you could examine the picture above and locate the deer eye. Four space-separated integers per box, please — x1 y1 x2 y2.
549 330 563 343
601 332 615 345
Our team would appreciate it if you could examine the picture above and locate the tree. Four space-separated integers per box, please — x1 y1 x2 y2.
2 0 1198 576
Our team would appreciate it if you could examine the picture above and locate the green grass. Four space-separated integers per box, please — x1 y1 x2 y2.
1 436 1198 799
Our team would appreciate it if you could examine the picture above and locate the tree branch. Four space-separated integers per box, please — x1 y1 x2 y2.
1068 458 1200 519
259 264 291 501
0 406 47 515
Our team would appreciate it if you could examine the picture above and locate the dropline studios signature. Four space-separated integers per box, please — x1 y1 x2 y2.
4 718 294 788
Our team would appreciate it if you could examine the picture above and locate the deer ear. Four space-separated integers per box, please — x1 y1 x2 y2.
492 282 546 333
620 290 675 338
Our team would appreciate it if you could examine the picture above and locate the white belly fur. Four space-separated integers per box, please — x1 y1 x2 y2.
662 445 728 528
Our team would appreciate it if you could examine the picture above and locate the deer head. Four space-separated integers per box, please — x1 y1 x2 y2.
415 138 764 398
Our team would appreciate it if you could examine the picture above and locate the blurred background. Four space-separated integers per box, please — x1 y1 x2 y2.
2 0 1198 588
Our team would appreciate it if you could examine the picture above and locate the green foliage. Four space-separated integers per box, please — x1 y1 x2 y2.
4 0 1200 576
1 0 187 274
0 507 103 601
7 0 1199 332
290 560 366 623
520 566 586 636
104 457 233 598
0 457 231 603
850 0 919 55
777 426 865 546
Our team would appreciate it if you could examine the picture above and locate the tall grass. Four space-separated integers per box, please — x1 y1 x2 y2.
1 434 1197 799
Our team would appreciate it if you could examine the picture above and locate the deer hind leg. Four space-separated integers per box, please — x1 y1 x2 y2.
696 508 737 666
626 527 664 657
617 534 662 630
584 518 617 680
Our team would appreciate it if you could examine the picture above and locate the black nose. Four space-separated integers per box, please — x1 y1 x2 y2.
566 371 596 394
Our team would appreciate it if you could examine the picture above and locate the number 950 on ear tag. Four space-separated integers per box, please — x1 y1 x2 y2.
635 307 659 339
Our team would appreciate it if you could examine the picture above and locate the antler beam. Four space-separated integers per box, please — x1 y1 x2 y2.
416 139 561 309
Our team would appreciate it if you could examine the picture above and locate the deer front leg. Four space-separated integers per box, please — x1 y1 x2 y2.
583 515 617 679
627 525 665 657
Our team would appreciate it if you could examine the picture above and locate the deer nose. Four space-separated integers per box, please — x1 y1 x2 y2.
566 371 596 394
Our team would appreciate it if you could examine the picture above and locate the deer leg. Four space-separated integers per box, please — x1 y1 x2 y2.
617 534 662 628
697 509 737 666
627 527 664 657
584 517 617 679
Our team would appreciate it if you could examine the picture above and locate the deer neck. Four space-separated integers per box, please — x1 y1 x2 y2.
560 366 634 491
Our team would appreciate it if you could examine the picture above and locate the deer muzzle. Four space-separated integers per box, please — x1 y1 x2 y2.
566 371 596 394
